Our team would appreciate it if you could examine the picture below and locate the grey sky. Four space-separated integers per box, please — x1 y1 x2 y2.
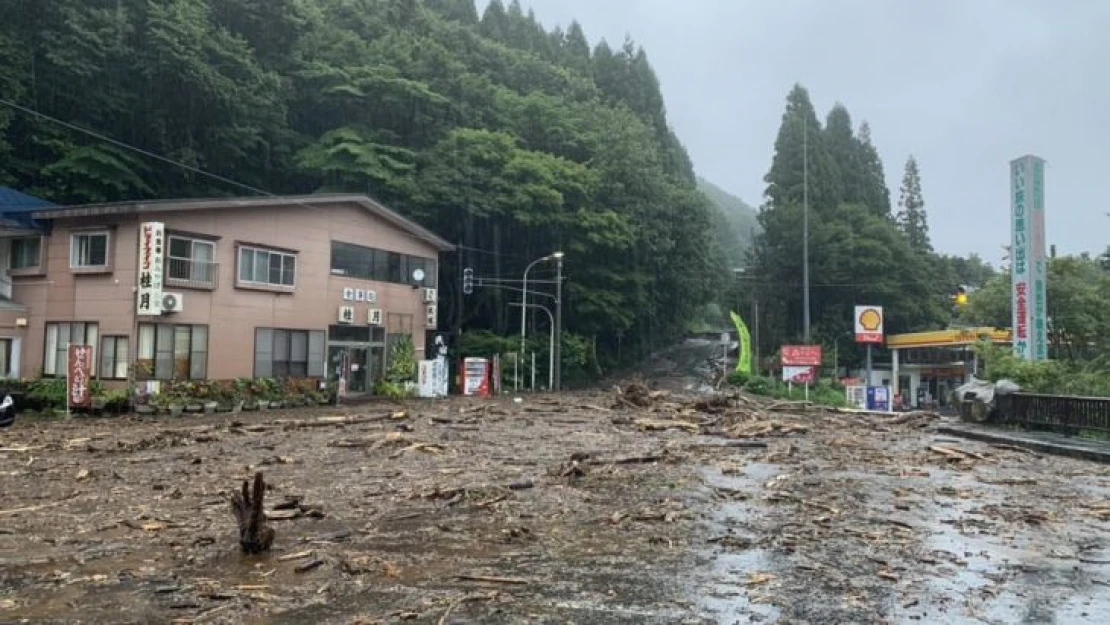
483 0 1110 262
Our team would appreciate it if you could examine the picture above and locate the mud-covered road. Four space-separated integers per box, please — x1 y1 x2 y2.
2 389 1109 624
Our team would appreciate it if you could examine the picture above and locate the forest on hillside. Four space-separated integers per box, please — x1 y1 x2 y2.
0 0 735 381
749 86 999 369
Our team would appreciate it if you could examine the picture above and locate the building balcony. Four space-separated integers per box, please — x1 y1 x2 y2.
165 257 218 290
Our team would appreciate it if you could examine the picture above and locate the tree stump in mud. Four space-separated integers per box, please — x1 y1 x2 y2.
230 471 275 554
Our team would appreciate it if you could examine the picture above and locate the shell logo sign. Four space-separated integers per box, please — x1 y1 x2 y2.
854 305 884 344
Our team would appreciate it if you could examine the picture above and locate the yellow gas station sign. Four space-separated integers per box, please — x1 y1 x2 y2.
886 327 1012 349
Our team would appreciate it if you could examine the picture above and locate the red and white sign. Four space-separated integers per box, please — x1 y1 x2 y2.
782 366 816 384
781 345 822 366
854 305 885 343
67 344 94 409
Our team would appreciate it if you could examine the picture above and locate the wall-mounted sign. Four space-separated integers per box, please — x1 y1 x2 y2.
854 305 884 343
67 344 94 409
1010 155 1048 361
137 222 165 316
781 345 822 366
338 305 355 324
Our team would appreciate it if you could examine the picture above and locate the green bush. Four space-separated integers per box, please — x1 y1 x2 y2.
731 373 847 408
975 341 1110 397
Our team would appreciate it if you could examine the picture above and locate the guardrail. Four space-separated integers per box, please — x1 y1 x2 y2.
994 392 1110 434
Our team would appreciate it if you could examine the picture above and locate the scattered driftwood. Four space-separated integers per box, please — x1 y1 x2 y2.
634 418 699 433
456 574 529 585
230 472 275 554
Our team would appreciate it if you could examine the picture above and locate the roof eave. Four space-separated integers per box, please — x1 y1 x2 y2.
31 194 456 253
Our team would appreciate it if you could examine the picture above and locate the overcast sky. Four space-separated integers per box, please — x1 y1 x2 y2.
483 0 1110 263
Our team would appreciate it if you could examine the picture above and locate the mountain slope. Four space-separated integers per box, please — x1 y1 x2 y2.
698 177 759 265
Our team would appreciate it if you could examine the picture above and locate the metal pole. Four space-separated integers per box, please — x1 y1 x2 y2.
752 297 760 376
531 352 536 391
553 255 563 391
802 116 811 343
519 256 545 392
548 319 554 391
866 343 873 389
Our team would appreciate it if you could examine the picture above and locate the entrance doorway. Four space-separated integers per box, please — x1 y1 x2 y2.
328 325 387 396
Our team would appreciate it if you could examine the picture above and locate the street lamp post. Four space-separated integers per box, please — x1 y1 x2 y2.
553 253 564 392
520 252 564 391
510 302 555 390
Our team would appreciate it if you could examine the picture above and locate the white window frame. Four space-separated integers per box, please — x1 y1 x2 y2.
167 235 217 284
237 245 297 289
70 231 110 269
43 322 99 377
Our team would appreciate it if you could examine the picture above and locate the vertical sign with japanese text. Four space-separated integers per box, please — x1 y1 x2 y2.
67 344 94 409
137 222 165 316
1010 156 1047 360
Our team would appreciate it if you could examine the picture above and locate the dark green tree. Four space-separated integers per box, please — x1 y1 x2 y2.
896 155 930 251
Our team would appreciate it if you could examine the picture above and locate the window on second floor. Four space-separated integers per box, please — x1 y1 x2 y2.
10 237 41 270
330 240 437 287
167 235 217 288
70 231 109 269
238 245 296 289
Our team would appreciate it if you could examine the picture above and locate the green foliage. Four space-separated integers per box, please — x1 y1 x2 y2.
0 1 743 376
730 374 847 408
698 177 759 266
896 156 929 251
386 335 417 384
962 255 1110 362
975 342 1110 397
751 84 991 371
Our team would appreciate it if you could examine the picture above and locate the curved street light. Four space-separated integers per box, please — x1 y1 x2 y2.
519 251 564 391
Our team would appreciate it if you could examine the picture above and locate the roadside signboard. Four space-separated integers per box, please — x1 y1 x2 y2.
67 344 94 409
781 345 822 367
854 305 884 343
1010 155 1048 361
782 365 815 384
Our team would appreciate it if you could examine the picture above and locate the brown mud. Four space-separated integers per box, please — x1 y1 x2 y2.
2 387 1109 624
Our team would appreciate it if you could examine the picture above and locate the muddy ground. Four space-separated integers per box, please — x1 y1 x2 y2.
2 389 1110 624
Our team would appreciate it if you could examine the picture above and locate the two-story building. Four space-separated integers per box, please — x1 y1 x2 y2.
0 192 453 392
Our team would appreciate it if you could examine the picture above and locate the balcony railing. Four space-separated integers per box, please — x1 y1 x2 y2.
165 257 218 290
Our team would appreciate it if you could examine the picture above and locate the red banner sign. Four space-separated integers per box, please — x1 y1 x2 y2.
781 345 822 367
67 344 94 409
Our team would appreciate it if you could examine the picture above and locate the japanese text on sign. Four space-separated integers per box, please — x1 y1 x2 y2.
137 222 165 316
67 344 94 408
781 345 822 367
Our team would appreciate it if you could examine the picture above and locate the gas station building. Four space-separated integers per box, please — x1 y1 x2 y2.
882 327 1012 409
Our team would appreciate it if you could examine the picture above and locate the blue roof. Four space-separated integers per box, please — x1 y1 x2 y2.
0 186 56 214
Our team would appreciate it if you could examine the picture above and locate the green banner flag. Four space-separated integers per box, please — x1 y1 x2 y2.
730 310 752 375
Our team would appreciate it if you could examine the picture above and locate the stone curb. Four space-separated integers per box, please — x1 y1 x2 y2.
936 425 1110 464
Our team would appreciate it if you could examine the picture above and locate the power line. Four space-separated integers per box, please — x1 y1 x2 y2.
0 97 276 199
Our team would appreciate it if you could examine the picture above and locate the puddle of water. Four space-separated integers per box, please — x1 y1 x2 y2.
694 465 784 623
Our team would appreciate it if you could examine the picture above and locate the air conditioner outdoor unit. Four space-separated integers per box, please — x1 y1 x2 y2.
368 308 383 326
161 292 184 313
425 304 437 328
423 287 437 303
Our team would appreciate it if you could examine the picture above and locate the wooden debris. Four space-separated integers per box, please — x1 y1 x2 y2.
456 574 529 585
230 471 274 554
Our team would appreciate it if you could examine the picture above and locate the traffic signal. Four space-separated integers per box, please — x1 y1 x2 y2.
955 285 968 306
950 285 968 316
462 267 474 295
